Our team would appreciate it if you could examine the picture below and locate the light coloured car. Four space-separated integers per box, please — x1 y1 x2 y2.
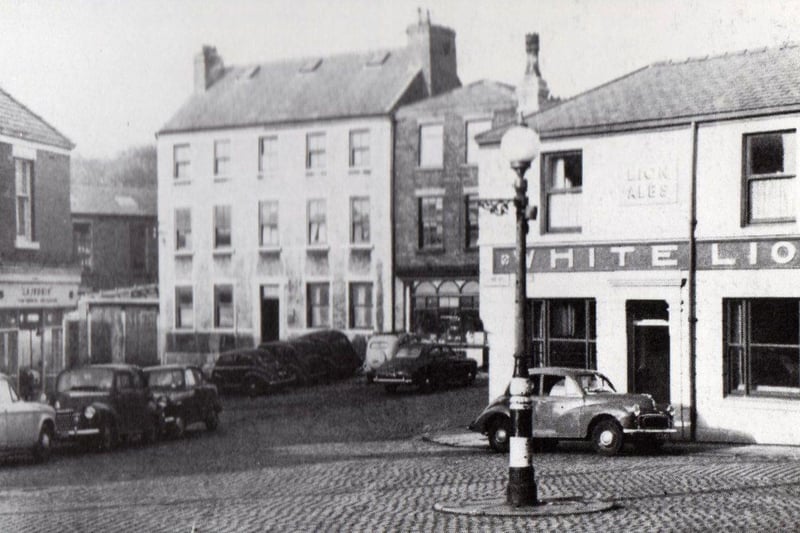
469 367 676 456
0 373 56 462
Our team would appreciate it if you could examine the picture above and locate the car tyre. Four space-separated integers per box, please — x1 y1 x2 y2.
384 384 398 394
246 377 264 398
592 419 624 456
488 416 511 453
96 420 118 453
141 418 159 445
365 372 374 385
33 425 53 463
172 416 186 439
205 409 220 431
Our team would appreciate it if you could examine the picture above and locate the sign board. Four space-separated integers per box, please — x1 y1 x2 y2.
0 282 78 309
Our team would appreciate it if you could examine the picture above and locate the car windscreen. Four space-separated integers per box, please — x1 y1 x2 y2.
577 373 616 393
146 369 184 388
395 346 423 359
57 368 115 392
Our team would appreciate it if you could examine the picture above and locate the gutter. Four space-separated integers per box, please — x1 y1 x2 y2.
689 121 699 441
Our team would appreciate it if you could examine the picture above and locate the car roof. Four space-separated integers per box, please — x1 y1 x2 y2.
529 367 603 376
71 364 140 371
143 364 196 372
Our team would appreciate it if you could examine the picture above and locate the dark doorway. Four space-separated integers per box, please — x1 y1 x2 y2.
260 286 279 342
626 300 670 405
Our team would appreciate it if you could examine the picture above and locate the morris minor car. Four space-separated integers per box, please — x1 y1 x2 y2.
469 367 676 455
0 373 55 462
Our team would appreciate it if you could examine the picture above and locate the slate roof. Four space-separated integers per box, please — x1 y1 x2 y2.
0 86 73 150
396 80 516 117
159 48 424 134
479 43 800 144
71 183 156 217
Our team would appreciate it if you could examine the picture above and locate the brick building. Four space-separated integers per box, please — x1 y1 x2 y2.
0 85 78 393
156 16 460 366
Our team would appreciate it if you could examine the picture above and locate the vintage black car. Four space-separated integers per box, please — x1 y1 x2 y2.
258 341 326 386
144 365 223 438
211 349 297 396
468 367 676 456
294 330 361 379
373 343 477 393
53 364 160 451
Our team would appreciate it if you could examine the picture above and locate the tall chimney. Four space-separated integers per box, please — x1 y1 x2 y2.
194 45 225 94
516 33 550 115
406 13 460 96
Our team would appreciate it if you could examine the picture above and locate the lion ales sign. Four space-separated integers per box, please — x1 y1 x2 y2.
492 238 800 274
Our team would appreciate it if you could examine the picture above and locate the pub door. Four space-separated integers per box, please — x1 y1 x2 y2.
260 285 280 342
626 300 671 405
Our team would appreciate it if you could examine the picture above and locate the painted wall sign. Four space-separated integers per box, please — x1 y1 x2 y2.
492 238 800 274
621 162 679 206
0 283 77 308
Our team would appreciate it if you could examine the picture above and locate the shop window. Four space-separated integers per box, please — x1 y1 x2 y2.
214 285 234 329
175 287 194 329
465 195 479 250
173 144 190 179
349 283 373 329
466 119 492 165
307 200 327 244
259 135 278 174
259 200 279 247
175 208 192 251
307 283 330 328
724 298 800 396
542 151 582 233
419 124 443 168
15 158 34 243
214 205 232 248
351 197 370 244
214 139 230 177
743 131 796 225
349 129 370 168
531 299 596 369
306 132 326 170
73 222 92 272
418 197 444 250
411 280 482 343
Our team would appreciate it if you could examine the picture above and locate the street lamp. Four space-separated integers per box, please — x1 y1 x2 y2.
499 117 539 507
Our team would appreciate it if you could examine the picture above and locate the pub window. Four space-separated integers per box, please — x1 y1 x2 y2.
724 298 800 397
351 197 370 244
307 283 330 328
173 144 190 179
259 135 278 173
307 199 326 244
743 131 796 225
411 280 481 343
349 283 373 329
542 151 582 233
530 299 596 369
73 222 92 272
349 129 370 168
419 124 443 168
214 139 230 176
214 284 234 329
418 196 444 250
213 205 232 248
466 119 492 165
175 208 192 251
465 195 479 250
258 200 279 247
306 132 326 170
175 286 194 329
15 158 34 242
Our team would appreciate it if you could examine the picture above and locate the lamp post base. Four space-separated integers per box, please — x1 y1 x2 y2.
508 467 537 506
434 496 615 517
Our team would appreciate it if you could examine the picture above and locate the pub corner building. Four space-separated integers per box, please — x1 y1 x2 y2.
478 44 800 445
0 87 79 399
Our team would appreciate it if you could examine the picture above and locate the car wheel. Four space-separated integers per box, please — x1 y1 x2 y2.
172 416 186 439
592 419 624 456
96 421 118 453
488 416 511 453
365 372 374 385
141 418 159 445
246 377 264 398
384 384 398 394
33 425 53 463
205 409 220 431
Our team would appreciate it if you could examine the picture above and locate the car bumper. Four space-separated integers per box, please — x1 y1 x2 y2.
623 428 677 435
373 376 413 385
59 428 101 437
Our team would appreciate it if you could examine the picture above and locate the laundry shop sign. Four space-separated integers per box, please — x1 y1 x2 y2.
492 238 800 273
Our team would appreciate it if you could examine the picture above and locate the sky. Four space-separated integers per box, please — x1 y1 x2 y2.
1 0 800 159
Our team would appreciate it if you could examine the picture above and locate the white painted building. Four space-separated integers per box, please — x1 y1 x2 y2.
156 17 461 366
478 45 800 444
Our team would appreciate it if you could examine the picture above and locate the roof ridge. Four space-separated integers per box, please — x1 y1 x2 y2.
0 84 74 149
650 41 800 67
229 46 407 72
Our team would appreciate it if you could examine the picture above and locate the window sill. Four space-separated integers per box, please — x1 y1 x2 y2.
349 243 373 251
213 176 231 183
258 245 282 254
305 170 327 178
213 248 234 257
15 238 39 250
173 178 192 186
257 172 277 180
306 244 330 253
348 168 372 175
416 166 443 172
174 250 194 258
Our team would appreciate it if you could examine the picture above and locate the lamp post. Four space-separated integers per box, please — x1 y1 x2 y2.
499 119 540 507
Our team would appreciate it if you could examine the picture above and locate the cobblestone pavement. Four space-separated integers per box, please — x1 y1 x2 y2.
3 435 800 532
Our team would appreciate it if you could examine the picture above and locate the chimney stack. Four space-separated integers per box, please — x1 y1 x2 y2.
516 33 551 116
405 12 460 96
194 45 225 94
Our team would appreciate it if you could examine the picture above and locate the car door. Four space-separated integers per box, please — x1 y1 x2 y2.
537 374 584 438
5 382 37 448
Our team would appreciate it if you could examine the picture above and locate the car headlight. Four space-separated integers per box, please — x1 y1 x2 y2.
666 404 675 416
84 406 96 420
54 400 61 410
630 404 641 417
157 396 169 409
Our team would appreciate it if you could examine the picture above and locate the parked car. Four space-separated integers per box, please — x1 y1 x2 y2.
211 349 297 397
258 341 326 386
364 333 419 384
0 373 56 463
144 365 222 438
468 367 676 456
294 330 361 379
53 364 160 451
373 343 477 393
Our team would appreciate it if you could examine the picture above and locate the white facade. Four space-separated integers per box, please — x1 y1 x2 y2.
157 117 394 365
480 113 800 444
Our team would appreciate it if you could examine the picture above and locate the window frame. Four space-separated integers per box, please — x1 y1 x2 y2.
173 144 190 179
350 197 370 244
419 123 444 168
175 208 192 252
213 205 232 249
349 282 373 329
130 222 151 275
418 196 444 250
213 284 235 330
742 130 797 226
307 199 327 245
73 221 93 272
259 135 278 174
465 195 479 250
306 282 330 328
541 150 583 234
213 139 231 177
175 286 194 330
465 118 492 166
258 200 279 247
306 132 326 170
530 298 597 370
349 129 370 169
14 158 34 243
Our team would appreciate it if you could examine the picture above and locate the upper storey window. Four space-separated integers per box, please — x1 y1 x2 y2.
744 131 796 225
349 130 370 168
419 124 443 168
306 132 326 170
173 144 190 179
543 151 582 233
14 158 34 244
214 140 230 177
466 119 492 165
259 136 278 174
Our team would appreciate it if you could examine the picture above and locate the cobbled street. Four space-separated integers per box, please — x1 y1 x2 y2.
2 379 800 532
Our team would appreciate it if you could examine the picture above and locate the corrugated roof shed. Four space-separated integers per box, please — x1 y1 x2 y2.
0 86 73 149
71 183 156 217
159 48 424 134
479 43 800 144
